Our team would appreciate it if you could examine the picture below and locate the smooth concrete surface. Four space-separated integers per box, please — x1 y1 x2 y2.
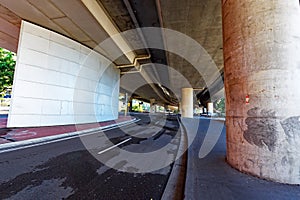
207 102 213 114
161 116 187 200
159 0 223 95
150 98 156 113
181 88 194 118
184 119 300 200
0 4 21 53
8 21 120 127
223 0 300 184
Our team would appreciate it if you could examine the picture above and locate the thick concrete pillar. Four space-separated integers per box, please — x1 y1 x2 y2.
178 102 182 114
207 102 214 115
223 0 300 184
202 107 206 114
181 88 193 118
150 98 156 113
124 93 129 116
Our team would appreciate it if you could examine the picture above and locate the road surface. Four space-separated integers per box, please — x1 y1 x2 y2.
0 113 181 200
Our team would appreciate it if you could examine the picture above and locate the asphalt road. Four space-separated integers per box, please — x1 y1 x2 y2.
0 113 181 200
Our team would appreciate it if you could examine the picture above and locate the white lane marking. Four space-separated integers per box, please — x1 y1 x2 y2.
0 119 140 154
98 138 132 155
152 132 159 137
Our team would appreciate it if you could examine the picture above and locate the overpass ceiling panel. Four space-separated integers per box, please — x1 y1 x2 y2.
0 4 21 27
116 29 148 56
82 40 109 57
80 39 128 66
158 0 223 100
0 0 133 65
0 31 18 52
27 0 65 19
120 73 164 103
159 0 223 60
128 0 161 28
0 0 69 36
52 17 90 42
0 17 19 40
142 64 170 89
50 0 109 43
98 0 135 31
0 4 20 52
96 0 148 59
126 0 168 64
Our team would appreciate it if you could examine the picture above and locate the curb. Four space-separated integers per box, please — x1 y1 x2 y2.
197 116 226 121
0 118 139 154
161 117 188 200
212 117 226 122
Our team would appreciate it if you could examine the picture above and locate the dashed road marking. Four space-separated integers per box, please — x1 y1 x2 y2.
97 138 132 155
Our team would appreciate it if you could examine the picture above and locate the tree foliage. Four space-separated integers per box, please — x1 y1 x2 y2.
214 97 225 114
0 48 16 97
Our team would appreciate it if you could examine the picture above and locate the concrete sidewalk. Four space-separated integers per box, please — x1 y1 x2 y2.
184 118 300 200
0 115 135 145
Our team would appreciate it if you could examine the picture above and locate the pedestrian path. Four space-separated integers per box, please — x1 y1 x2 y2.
0 115 134 145
184 118 300 200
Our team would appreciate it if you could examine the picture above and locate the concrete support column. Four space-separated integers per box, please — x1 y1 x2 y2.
181 88 193 118
150 98 156 113
223 0 300 184
178 102 182 115
207 102 213 115
124 93 128 116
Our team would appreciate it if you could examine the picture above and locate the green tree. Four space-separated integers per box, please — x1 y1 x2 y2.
214 97 225 114
0 48 16 97
132 105 139 111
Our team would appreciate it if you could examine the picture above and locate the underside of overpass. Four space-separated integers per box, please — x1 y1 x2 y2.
0 0 224 107
0 0 300 185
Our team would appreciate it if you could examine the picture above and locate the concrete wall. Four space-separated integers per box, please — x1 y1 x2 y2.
223 0 300 184
8 21 120 127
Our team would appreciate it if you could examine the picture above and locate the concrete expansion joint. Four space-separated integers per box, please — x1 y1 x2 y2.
161 116 188 200
0 118 139 154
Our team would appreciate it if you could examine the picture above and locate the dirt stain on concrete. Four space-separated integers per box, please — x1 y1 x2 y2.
280 116 300 138
244 107 278 151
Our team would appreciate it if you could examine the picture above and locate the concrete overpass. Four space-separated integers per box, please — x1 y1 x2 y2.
0 0 299 185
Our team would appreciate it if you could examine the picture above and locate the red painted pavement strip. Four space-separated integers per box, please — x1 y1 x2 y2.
0 138 10 144
0 116 134 143
0 118 7 129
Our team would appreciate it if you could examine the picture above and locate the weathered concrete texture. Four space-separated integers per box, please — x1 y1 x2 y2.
159 0 223 95
244 107 278 152
223 0 300 184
